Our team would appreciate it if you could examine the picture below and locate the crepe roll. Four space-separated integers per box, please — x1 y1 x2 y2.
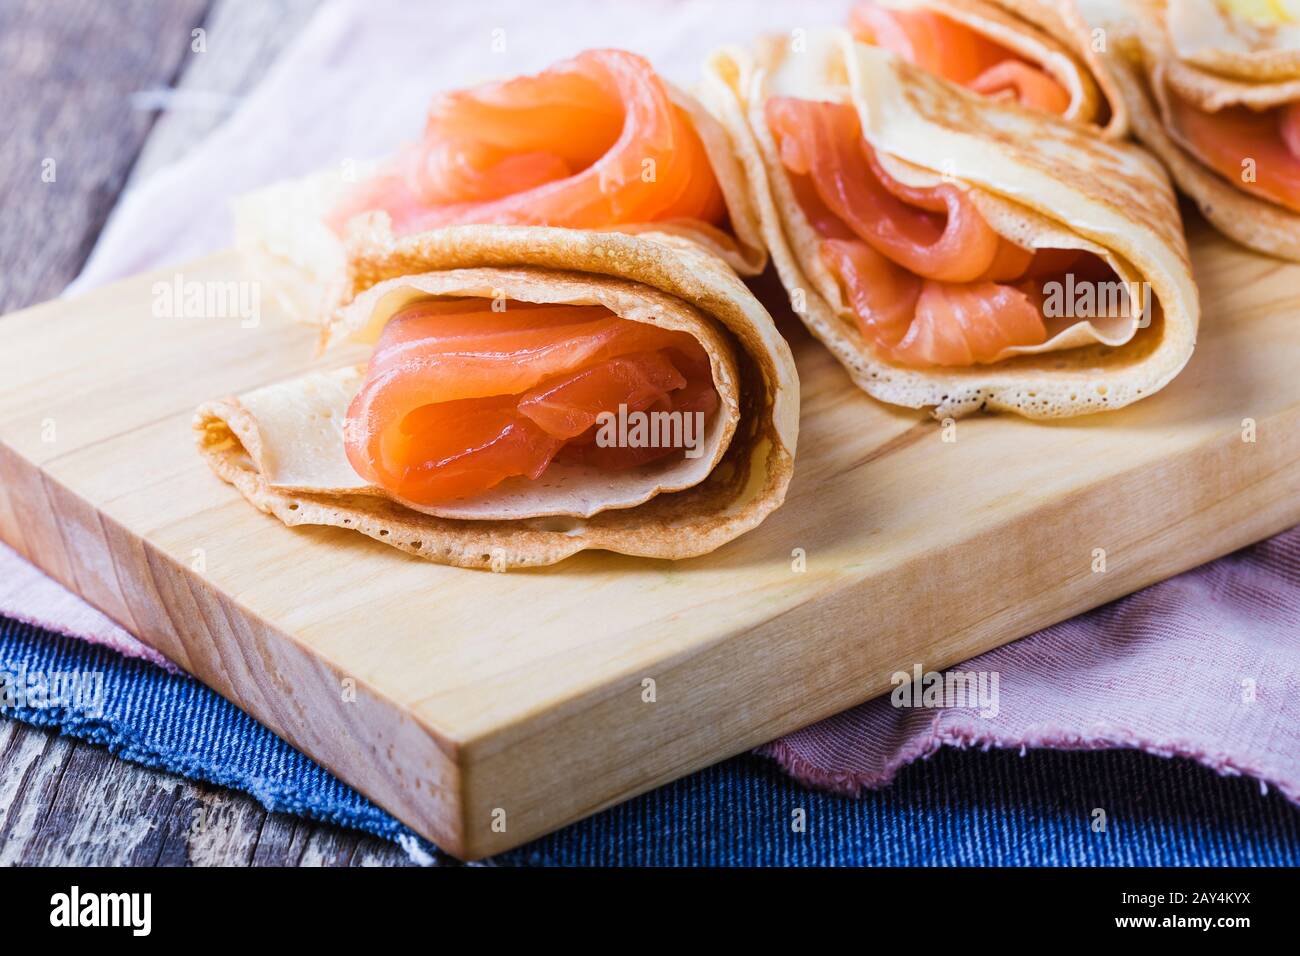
234 49 767 323
196 227 797 570
1082 0 1300 260
702 29 1198 419
847 0 1128 137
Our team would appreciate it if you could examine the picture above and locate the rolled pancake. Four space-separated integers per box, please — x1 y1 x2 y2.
1081 0 1300 261
851 0 1128 137
1163 0 1300 81
233 57 766 325
196 227 798 570
702 29 1198 419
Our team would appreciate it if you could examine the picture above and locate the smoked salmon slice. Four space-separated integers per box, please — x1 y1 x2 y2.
849 1 1071 116
768 96 1116 368
325 49 726 237
344 301 718 505
1165 92 1300 213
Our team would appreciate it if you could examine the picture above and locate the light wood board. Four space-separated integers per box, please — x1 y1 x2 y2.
1 223 1297 859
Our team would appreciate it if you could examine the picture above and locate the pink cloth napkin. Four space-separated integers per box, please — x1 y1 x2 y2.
762 527 1300 802
0 542 172 671
8 0 1297 802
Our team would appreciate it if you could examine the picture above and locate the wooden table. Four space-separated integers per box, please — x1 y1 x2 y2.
0 0 418 867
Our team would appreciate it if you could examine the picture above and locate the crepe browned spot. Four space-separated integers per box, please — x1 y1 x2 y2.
196 227 797 570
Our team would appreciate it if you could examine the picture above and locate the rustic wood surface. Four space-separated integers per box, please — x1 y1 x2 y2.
0 0 415 867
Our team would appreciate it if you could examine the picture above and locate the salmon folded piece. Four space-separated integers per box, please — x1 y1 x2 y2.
195 227 797 570
1083 0 1300 260
848 0 1128 137
234 50 765 323
702 30 1198 418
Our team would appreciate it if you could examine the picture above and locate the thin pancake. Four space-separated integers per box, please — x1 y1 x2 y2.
196 226 797 570
1165 0 1300 81
702 29 1197 418
1089 0 1300 259
851 0 1122 133
233 53 767 326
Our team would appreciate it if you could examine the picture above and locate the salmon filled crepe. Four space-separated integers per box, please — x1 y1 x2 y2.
236 49 765 322
847 0 1127 137
1085 0 1300 260
702 30 1198 418
195 227 797 570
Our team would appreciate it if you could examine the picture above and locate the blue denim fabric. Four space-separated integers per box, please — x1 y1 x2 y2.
3 616 1298 866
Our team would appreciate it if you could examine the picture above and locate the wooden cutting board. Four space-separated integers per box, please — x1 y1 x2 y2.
1 221 1297 859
